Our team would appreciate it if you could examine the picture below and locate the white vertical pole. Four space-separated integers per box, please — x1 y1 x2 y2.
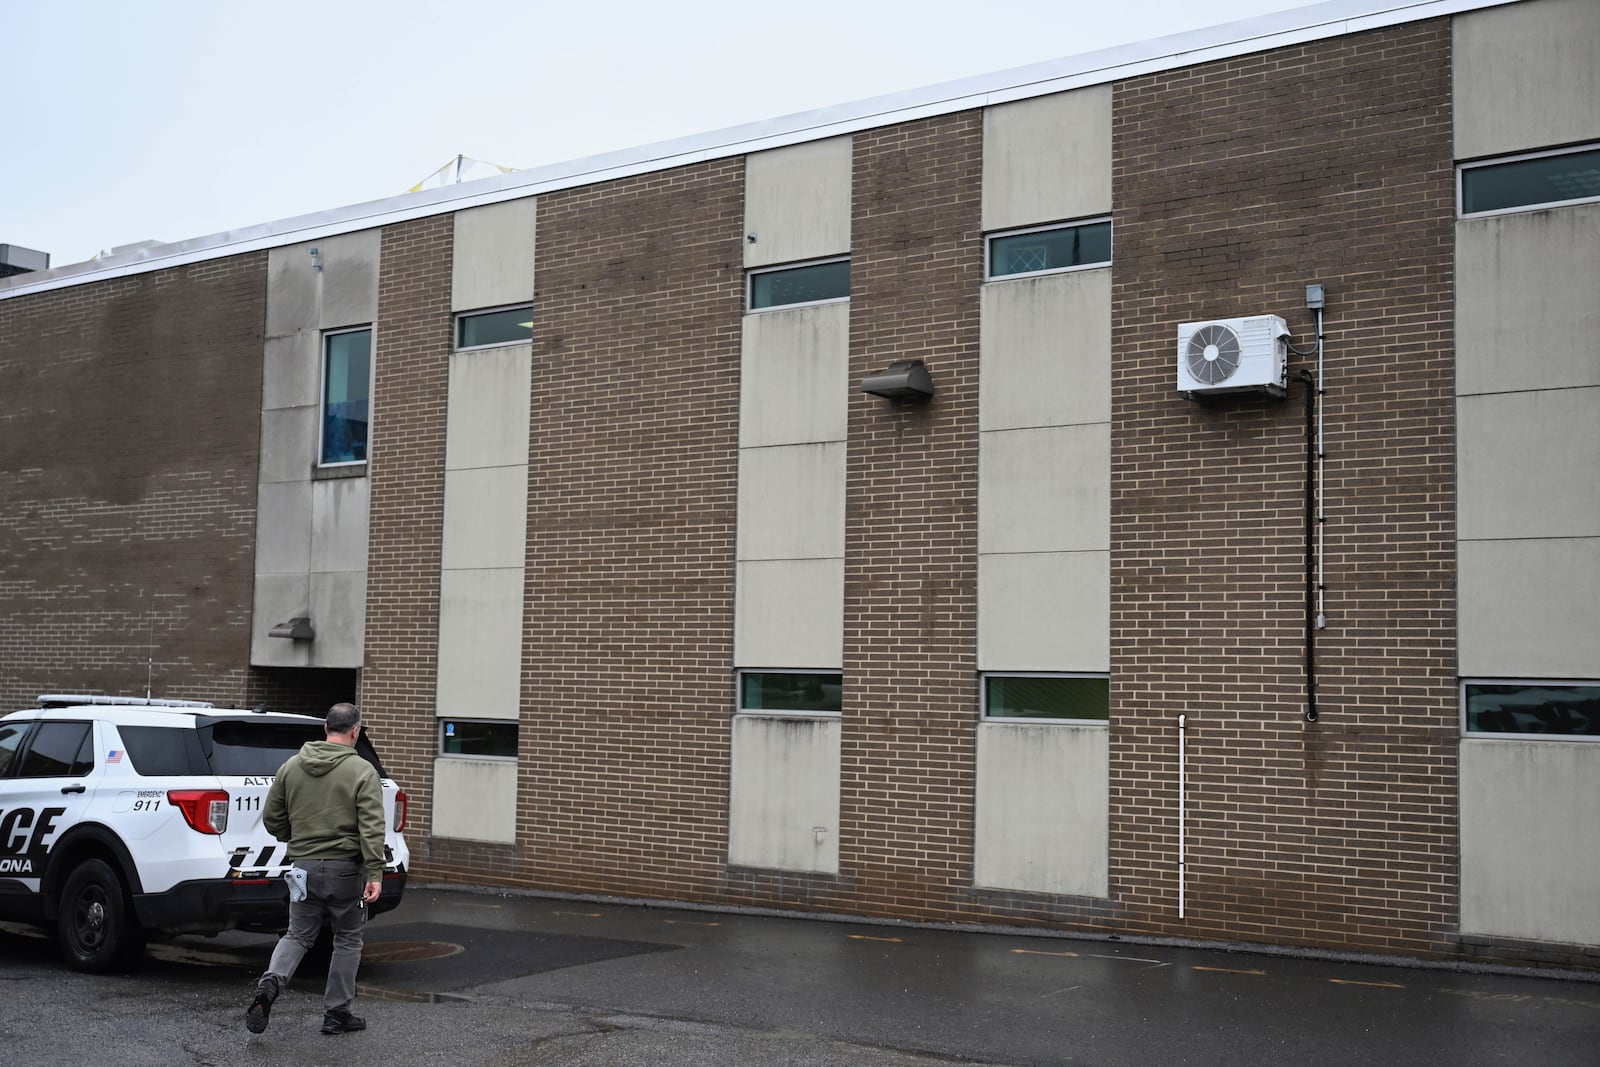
1178 713 1187 919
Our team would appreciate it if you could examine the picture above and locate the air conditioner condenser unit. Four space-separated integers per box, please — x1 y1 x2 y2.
1176 315 1289 397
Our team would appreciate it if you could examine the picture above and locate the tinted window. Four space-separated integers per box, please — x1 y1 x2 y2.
988 220 1111 278
1460 147 1600 215
457 306 532 348
440 720 518 758
17 721 93 778
1464 683 1600 737
984 675 1110 721
749 259 850 310
205 721 322 776
739 672 843 714
117 725 208 776
0 721 30 777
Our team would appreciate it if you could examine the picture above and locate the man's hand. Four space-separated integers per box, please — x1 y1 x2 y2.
363 879 381 904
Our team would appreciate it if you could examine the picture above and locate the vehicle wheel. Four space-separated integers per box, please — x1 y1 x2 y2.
56 858 146 973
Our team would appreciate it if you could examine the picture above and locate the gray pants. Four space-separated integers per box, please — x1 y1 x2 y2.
264 858 367 1013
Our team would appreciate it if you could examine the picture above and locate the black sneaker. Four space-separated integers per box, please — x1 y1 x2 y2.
245 974 280 1034
320 1010 367 1035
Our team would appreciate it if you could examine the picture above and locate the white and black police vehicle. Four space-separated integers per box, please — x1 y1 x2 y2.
0 695 410 971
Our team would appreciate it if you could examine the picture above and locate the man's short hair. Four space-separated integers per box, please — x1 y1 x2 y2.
326 703 362 734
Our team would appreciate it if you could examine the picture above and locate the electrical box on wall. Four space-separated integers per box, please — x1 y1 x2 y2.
1177 315 1289 397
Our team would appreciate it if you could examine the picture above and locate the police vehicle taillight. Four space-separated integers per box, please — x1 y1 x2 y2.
168 790 230 834
394 789 408 833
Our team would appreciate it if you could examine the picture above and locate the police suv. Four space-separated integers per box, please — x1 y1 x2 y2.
0 696 410 972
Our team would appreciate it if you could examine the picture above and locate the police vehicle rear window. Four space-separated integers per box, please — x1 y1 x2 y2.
204 721 322 776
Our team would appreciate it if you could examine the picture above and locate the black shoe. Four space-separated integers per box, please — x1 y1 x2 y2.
245 974 280 1034
321 1010 367 1035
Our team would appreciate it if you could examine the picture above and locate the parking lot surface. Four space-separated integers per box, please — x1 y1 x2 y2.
2 885 1597 1065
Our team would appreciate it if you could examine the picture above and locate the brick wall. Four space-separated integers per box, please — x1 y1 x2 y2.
363 216 453 848
0 258 267 709
835 113 985 918
492 160 746 897
1108 20 1457 955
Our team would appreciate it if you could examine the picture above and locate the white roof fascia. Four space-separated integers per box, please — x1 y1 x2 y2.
0 0 1516 301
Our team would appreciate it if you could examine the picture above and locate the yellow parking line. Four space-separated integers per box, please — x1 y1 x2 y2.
553 910 603 918
1330 979 1404 989
1012 948 1081 958
1193 966 1267 976
850 934 904 943
663 919 721 927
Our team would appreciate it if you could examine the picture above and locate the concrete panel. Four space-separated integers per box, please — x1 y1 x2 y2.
737 442 846 561
1458 389 1600 541
446 345 534 470
982 86 1111 233
980 269 1110 432
1454 0 1600 160
250 573 311 667
259 405 317 484
432 758 518 844
744 136 852 268
437 568 526 717
262 331 319 410
1459 537 1600 678
310 475 370 574
735 558 844 669
973 722 1108 896
267 232 380 336
317 230 381 330
978 424 1110 555
442 466 529 571
308 569 366 669
1460 739 1600 946
266 244 318 340
1457 207 1600 396
739 302 850 448
728 714 841 873
254 481 313 574
453 198 537 312
978 552 1109 672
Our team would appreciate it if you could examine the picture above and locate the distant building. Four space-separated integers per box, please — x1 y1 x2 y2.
1 0 1595 969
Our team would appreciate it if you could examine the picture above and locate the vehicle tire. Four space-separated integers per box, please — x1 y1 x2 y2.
56 858 146 973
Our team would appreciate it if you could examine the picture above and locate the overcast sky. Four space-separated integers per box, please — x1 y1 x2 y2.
4 0 1301 268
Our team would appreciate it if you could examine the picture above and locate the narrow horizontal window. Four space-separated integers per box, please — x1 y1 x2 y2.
987 218 1111 279
983 673 1109 723
1459 145 1600 216
457 304 533 349
747 258 850 311
1462 680 1600 739
738 671 842 714
439 719 519 758
320 326 371 466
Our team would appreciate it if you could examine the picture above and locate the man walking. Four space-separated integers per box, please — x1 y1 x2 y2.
245 702 386 1036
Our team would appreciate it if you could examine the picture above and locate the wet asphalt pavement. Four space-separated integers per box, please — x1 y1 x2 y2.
1 885 1597 1065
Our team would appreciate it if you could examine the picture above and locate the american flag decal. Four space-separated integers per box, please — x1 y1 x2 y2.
106 749 123 763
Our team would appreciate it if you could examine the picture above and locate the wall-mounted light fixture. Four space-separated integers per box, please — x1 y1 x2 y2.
309 247 323 271
861 359 934 403
268 617 316 641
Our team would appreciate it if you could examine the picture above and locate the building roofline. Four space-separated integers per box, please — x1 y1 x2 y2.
1 0 1511 301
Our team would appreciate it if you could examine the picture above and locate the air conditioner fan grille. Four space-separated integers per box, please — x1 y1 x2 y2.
1185 323 1242 384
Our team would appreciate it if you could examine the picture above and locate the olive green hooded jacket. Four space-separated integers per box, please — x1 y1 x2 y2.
263 740 386 882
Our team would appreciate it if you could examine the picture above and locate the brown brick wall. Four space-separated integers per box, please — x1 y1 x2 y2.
835 113 984 918
1108 20 1457 955
363 216 453 848
503 160 746 898
0 258 267 709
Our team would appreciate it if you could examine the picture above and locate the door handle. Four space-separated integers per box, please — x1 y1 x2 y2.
60 784 86 795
